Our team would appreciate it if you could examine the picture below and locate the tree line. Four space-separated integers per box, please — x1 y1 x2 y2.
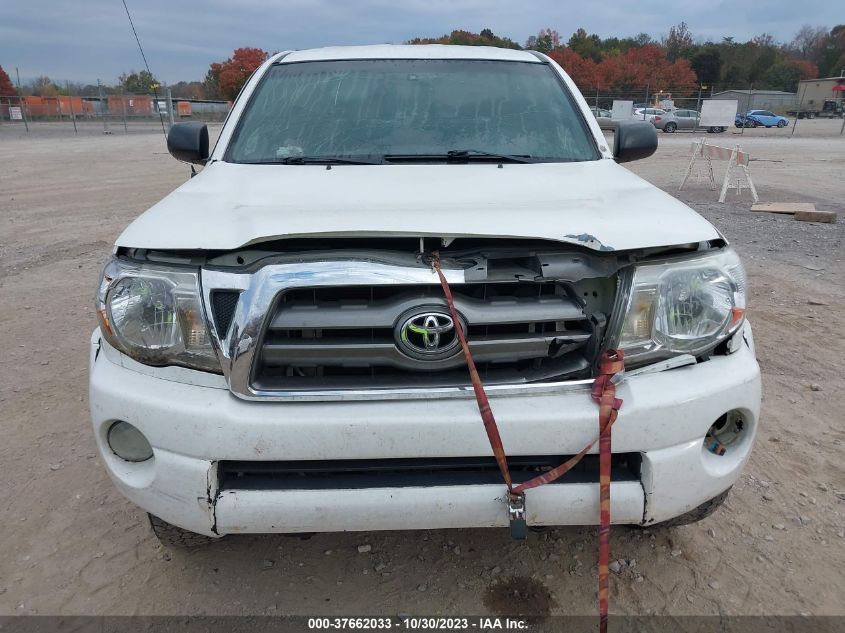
414 23 844 95
2 22 843 101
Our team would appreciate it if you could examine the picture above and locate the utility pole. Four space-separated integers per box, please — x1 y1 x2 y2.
120 87 128 133
14 67 29 132
98 79 110 134
166 86 175 129
792 83 807 138
66 81 77 134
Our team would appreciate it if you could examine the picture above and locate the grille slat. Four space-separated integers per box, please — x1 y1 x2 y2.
252 281 595 392
219 454 641 490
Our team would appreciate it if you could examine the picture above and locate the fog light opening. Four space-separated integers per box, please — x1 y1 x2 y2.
107 421 153 462
705 411 744 456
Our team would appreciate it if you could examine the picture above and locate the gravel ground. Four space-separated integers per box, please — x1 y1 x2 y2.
0 120 843 618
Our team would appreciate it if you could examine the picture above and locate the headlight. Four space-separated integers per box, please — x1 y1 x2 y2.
614 248 746 363
96 257 221 373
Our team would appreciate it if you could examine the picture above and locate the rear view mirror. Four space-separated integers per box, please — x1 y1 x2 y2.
613 121 657 163
167 122 209 165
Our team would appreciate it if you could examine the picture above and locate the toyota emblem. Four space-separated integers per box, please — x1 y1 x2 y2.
395 308 462 360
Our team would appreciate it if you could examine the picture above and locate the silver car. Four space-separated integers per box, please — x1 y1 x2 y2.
654 109 699 132
655 109 727 133
589 106 615 130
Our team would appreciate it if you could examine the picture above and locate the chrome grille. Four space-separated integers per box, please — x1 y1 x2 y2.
252 281 595 391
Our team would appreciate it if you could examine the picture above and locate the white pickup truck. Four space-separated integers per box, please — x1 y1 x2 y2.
89 45 760 547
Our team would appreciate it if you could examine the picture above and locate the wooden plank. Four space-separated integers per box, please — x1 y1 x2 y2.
750 202 816 215
794 210 837 224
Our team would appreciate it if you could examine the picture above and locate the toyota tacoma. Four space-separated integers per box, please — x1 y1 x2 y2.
89 45 761 546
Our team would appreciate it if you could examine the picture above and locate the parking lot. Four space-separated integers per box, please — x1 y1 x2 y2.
0 119 843 617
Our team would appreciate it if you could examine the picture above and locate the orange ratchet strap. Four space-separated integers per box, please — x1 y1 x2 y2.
431 254 623 633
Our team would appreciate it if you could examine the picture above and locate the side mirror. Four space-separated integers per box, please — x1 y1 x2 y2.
167 122 209 164
613 121 657 163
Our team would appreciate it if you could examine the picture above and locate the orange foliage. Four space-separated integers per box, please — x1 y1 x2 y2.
210 48 269 101
792 59 818 80
550 44 698 94
599 45 698 93
548 49 602 89
0 65 17 96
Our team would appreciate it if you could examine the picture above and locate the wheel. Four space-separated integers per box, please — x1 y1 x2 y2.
635 488 731 529
148 513 215 548
749 120 758 128
777 120 786 128
663 122 677 133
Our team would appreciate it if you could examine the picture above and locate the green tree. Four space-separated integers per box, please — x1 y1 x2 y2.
409 29 520 49
690 48 722 86
526 28 561 53
119 70 159 94
567 28 603 62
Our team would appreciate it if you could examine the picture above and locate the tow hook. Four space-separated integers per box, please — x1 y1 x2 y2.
507 493 527 540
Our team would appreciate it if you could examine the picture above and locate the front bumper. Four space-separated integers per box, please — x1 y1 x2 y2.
89 324 761 537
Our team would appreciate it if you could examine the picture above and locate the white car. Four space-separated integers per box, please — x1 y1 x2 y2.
89 45 761 547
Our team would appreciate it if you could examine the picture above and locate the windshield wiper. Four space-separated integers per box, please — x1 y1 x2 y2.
243 156 383 165
384 149 536 164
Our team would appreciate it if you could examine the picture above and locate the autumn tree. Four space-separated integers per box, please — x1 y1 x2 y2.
548 49 601 89
209 47 269 101
599 45 698 94
0 65 16 96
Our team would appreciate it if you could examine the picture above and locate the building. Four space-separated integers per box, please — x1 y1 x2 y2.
710 90 797 112
797 76 845 107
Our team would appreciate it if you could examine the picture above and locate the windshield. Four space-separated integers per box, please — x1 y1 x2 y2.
225 59 599 164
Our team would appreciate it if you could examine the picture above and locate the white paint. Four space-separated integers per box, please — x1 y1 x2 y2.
700 99 738 127
611 100 633 120
89 322 760 534
215 483 646 533
284 44 541 64
116 45 720 253
117 160 719 252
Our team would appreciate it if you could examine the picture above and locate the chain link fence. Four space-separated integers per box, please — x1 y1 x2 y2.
0 92 229 135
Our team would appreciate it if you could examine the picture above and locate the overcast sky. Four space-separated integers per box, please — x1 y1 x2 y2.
0 0 839 85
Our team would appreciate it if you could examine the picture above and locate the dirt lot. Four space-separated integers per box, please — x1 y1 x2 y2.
1 119 843 618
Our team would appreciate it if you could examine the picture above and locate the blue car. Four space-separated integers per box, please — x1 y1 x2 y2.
735 109 790 128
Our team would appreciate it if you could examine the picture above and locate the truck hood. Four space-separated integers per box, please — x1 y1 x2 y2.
116 159 719 252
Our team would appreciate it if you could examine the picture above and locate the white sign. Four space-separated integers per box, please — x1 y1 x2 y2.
661 99 674 110
610 100 633 121
700 100 738 127
9 106 22 120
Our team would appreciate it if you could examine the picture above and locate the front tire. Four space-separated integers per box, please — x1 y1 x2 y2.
148 514 215 549
777 120 786 128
